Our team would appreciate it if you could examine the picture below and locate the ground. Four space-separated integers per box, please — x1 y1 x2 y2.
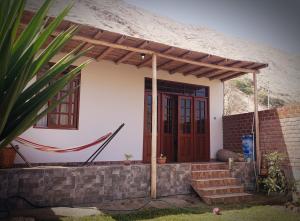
62 206 299 221
8 194 300 221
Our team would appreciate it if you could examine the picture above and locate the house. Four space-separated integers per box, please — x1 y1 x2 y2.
1 0 273 206
18 0 267 166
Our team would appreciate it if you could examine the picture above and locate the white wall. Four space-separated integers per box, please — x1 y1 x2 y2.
16 54 224 163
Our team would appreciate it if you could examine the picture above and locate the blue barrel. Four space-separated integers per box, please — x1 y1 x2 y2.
242 135 253 160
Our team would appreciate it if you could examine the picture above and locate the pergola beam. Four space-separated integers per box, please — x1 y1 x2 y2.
49 31 259 74
96 35 126 61
187 58 227 76
169 54 210 74
157 51 191 69
138 47 174 68
192 61 242 78
219 64 267 81
81 30 104 51
116 40 149 64
209 63 256 80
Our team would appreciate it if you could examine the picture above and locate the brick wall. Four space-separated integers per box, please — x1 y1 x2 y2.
223 104 300 189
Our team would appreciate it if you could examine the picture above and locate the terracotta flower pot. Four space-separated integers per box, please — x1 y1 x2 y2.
157 157 167 164
0 146 16 169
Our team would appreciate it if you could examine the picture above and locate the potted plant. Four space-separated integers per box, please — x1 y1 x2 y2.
0 1 90 154
124 153 133 165
0 144 16 168
157 154 167 164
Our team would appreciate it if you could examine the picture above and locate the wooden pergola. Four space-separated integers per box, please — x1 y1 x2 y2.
22 11 268 198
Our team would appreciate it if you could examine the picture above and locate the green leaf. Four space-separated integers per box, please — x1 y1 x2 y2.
7 61 90 126
0 85 80 148
0 1 91 148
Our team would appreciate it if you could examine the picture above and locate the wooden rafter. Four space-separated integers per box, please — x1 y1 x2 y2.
138 47 174 68
197 61 242 78
186 58 227 76
158 53 258 73
157 51 191 69
81 30 104 50
96 35 126 61
169 54 210 74
116 40 149 64
220 64 267 81
210 63 256 80
47 30 262 74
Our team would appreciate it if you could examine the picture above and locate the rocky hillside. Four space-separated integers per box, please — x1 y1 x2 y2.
27 0 300 114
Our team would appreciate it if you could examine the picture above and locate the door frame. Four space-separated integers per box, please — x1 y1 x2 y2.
143 79 210 163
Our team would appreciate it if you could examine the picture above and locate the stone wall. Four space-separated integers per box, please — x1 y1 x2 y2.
0 163 191 209
223 104 300 190
231 162 256 191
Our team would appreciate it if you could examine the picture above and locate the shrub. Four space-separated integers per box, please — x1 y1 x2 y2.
234 78 253 95
260 151 287 195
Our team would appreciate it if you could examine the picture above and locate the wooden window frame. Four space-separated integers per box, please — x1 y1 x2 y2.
34 63 81 130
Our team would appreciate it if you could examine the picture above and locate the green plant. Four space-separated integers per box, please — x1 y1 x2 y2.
0 0 91 149
124 153 133 160
234 78 253 95
258 90 285 108
260 151 287 195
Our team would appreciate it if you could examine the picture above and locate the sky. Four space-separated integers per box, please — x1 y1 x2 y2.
125 0 300 55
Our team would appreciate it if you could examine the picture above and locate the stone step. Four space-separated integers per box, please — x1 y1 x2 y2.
194 185 245 196
191 177 240 188
191 169 231 179
202 192 253 205
191 162 228 171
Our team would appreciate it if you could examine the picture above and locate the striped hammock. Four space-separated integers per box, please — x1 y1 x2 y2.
15 132 112 153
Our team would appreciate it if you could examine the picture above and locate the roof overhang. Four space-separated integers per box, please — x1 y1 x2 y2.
22 11 268 81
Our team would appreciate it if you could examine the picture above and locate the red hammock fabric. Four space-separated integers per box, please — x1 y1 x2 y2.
15 132 112 153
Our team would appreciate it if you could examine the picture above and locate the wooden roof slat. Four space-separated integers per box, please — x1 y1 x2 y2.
137 46 174 68
81 30 104 51
219 64 267 81
169 54 210 74
157 51 191 69
96 35 126 61
210 63 257 80
21 11 267 81
116 40 149 64
158 53 257 73
198 61 243 78
48 29 262 73
186 58 227 76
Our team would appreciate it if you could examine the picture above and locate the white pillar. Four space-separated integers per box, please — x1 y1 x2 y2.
151 54 157 198
253 72 261 174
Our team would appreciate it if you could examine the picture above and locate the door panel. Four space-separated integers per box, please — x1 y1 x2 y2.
143 92 161 163
160 94 176 162
178 96 193 162
194 98 209 161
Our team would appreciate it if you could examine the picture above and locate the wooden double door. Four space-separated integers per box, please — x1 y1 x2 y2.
143 92 209 163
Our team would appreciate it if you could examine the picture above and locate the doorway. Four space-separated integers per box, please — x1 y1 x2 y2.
143 79 209 163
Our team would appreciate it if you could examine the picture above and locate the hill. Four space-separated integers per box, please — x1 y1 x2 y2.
26 0 300 114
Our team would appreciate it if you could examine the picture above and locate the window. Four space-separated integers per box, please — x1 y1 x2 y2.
35 64 80 129
145 78 208 97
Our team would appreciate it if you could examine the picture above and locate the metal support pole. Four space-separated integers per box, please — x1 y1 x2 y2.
253 72 261 174
151 54 157 199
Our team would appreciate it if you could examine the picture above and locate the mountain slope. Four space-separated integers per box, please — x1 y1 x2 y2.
27 0 300 113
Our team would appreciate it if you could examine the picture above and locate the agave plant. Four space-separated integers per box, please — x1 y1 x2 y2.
0 0 91 149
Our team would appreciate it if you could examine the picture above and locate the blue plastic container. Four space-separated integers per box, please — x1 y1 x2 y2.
242 135 253 160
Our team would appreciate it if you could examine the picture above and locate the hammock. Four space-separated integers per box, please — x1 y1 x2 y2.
12 123 125 167
15 132 112 153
